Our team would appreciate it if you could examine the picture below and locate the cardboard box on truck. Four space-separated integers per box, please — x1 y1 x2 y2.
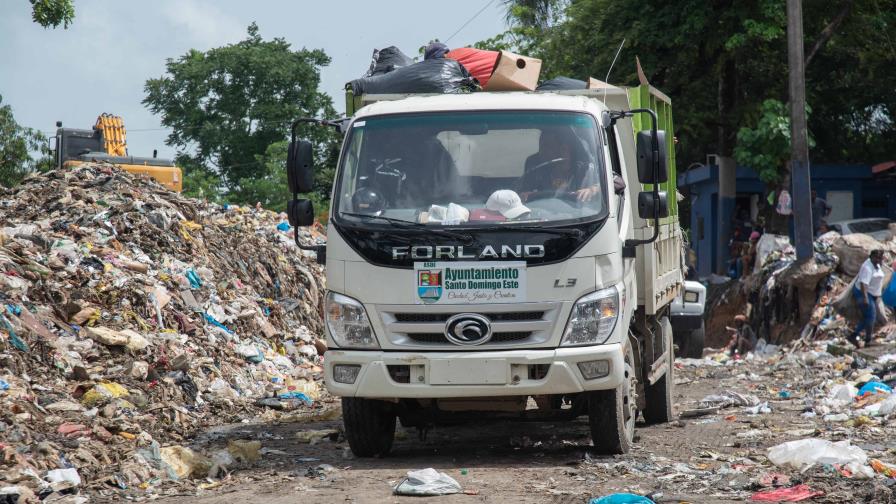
484 50 542 91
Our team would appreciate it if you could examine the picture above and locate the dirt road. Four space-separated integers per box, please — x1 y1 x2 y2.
114 352 892 504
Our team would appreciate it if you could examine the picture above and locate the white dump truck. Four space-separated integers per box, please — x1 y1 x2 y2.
286 82 683 456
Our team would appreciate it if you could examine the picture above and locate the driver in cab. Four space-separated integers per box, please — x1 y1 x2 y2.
517 128 600 203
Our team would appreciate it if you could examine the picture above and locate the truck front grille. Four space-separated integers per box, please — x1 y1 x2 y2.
407 331 533 344
376 302 561 349
395 311 544 323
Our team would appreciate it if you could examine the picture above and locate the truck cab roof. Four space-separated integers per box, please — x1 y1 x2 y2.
352 91 618 120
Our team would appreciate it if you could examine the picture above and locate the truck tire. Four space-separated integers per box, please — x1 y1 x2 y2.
588 344 636 454
685 321 705 359
643 317 674 424
342 397 396 457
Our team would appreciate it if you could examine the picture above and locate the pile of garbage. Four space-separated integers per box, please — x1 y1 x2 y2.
347 42 611 96
0 163 327 500
707 228 896 347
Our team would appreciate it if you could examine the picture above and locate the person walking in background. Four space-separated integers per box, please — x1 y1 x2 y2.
812 190 832 236
850 249 885 347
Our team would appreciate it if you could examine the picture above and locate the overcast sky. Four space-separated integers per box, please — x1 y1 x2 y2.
0 0 507 160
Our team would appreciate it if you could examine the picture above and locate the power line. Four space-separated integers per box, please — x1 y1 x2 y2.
444 0 496 44
37 127 168 134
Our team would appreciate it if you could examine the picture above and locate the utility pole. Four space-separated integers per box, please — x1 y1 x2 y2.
787 0 813 260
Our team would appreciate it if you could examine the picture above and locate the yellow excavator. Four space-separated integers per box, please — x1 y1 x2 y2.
51 114 183 192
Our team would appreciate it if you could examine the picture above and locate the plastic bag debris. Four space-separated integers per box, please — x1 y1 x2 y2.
744 401 771 415
699 391 760 408
45 468 82 489
365 46 415 77
589 494 654 504
767 439 867 471
750 484 824 502
826 383 858 406
857 381 892 396
393 468 462 496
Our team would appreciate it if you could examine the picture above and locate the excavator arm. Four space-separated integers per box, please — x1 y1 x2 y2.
94 113 128 156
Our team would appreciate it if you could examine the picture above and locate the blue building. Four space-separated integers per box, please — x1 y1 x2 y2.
678 164 896 278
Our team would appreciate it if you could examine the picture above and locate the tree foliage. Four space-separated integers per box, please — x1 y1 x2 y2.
489 0 896 168
143 23 339 209
30 0 75 29
0 95 50 188
734 99 814 185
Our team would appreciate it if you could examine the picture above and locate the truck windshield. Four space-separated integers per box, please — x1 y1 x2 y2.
334 111 607 227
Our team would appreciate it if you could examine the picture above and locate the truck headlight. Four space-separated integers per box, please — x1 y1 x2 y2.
561 287 619 346
325 292 379 349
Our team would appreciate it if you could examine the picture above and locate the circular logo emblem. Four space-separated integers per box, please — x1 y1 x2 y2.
444 314 492 346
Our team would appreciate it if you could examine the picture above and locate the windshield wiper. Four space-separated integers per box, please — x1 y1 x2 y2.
496 225 585 238
339 213 473 243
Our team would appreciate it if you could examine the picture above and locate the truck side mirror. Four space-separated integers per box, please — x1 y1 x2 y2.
288 199 315 227
636 130 668 184
637 191 669 220
286 140 314 193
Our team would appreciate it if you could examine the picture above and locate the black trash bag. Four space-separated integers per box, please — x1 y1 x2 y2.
365 46 415 77
349 58 478 95
536 76 587 91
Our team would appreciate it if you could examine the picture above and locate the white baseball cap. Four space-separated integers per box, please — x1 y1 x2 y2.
486 190 531 219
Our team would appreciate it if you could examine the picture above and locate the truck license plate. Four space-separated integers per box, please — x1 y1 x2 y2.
430 359 508 385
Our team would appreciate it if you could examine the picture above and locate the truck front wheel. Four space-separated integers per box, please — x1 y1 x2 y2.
342 397 396 457
643 317 675 424
683 321 705 359
588 344 636 454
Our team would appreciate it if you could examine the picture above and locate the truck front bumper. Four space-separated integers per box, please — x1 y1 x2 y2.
324 344 624 399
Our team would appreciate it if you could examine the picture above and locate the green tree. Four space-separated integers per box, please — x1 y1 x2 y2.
734 99 815 233
232 140 336 219
143 23 339 208
0 94 49 187
30 0 75 29
233 141 290 211
490 0 895 167
175 154 225 203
